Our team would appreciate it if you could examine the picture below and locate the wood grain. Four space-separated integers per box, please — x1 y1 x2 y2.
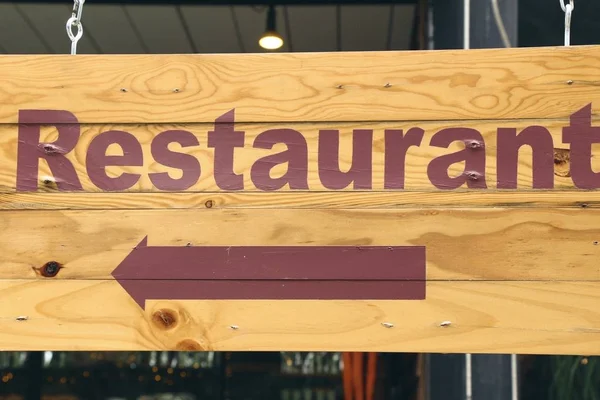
0 46 598 124
1 191 599 210
0 280 597 354
2 208 599 281
1 118 597 192
3 47 600 354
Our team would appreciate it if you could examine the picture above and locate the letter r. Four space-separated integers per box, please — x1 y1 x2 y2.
16 110 83 191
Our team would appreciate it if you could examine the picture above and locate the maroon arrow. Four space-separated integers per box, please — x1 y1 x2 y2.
112 237 426 309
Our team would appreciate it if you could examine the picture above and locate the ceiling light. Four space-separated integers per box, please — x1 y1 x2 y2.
259 5 283 50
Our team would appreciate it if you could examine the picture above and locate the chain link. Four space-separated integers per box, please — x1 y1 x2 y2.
560 0 574 12
66 0 85 55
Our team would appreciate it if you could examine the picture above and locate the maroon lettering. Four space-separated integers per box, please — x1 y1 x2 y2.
15 105 599 193
149 130 201 191
427 128 487 189
86 130 143 191
16 110 82 191
563 104 600 189
497 126 554 189
384 128 424 189
318 129 373 189
250 129 309 190
208 109 245 190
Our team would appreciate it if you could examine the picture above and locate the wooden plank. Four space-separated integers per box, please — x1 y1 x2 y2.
2 208 599 281
0 280 597 354
1 191 599 210
4 117 599 193
0 46 599 123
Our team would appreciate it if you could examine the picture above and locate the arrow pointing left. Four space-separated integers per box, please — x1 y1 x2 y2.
112 236 426 309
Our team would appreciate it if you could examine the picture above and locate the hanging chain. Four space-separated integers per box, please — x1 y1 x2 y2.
66 0 85 55
560 0 574 46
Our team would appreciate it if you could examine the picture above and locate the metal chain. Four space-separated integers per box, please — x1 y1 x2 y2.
66 0 85 55
561 0 574 46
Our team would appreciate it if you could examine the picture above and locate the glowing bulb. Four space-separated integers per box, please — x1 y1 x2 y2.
259 6 283 50
259 32 283 50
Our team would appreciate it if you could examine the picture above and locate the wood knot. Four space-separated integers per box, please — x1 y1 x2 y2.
175 339 206 351
35 261 63 277
553 148 571 177
151 309 178 330
205 200 214 208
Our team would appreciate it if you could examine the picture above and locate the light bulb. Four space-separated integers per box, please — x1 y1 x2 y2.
259 32 284 50
259 5 283 50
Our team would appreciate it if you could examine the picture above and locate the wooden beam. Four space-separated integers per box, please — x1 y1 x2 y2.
1 191 599 210
0 47 598 124
2 207 600 281
1 118 597 193
1 280 598 354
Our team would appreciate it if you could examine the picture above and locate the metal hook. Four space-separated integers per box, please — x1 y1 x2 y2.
559 0 574 12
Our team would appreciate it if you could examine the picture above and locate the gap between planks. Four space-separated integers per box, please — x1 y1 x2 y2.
0 191 598 210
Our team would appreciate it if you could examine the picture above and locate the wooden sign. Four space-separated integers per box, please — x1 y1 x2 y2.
0 46 599 355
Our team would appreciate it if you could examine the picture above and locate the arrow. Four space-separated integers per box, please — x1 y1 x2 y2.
112 237 426 309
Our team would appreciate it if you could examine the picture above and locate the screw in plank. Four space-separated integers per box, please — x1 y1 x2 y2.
41 176 56 185
466 140 483 149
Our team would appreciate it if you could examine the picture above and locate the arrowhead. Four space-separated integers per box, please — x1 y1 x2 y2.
112 236 149 310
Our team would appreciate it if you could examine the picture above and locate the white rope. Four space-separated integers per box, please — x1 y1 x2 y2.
463 0 470 49
491 0 512 47
561 0 574 46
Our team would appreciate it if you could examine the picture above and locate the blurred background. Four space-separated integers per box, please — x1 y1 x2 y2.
0 0 598 54
0 351 598 399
